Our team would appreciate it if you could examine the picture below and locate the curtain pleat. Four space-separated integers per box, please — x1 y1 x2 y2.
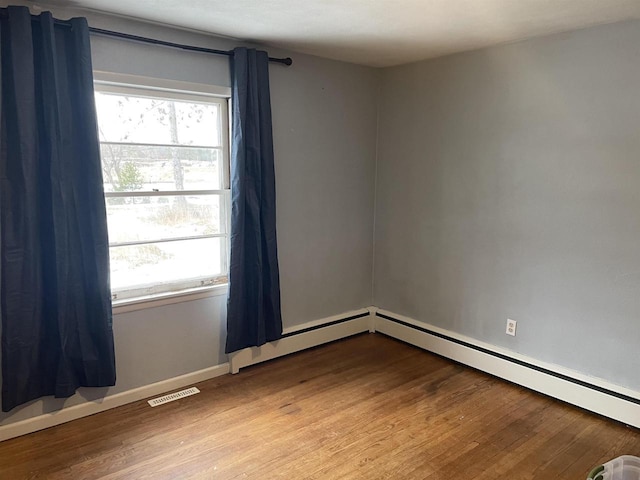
225 47 283 353
0 6 115 412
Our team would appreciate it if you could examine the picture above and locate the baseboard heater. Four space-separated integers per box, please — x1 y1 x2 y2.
377 312 639 406
374 311 640 428
281 312 370 338
228 309 372 374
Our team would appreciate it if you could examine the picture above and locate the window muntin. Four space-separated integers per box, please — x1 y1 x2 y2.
94 82 230 301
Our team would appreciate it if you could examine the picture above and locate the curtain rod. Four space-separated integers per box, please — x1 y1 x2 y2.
88 26 293 66
6 11 294 66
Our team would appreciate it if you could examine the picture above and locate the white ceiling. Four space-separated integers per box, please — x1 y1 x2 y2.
36 0 640 67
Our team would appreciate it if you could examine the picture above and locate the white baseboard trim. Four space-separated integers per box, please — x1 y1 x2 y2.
0 307 375 443
0 363 230 443
4 305 636 442
374 309 640 428
229 308 373 374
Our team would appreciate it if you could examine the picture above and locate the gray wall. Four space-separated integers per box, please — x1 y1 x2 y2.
0 4 378 426
375 20 640 391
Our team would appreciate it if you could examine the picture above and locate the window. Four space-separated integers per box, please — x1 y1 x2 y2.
94 75 230 302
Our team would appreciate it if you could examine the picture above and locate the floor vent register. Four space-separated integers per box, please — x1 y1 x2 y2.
147 387 200 407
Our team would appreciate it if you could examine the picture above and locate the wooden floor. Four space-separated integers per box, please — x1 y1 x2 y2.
0 334 638 479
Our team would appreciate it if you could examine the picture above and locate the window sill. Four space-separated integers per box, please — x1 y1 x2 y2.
112 284 228 315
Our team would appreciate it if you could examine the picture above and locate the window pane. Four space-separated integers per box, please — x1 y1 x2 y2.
100 144 222 191
110 238 224 292
106 195 223 244
95 83 230 298
95 92 221 147
174 100 222 146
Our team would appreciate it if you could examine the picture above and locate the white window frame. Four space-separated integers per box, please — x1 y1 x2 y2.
93 72 232 311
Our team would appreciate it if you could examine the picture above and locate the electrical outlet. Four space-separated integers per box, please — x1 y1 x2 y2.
506 319 517 336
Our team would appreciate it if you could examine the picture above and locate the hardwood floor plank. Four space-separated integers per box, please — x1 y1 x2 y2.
0 334 638 479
